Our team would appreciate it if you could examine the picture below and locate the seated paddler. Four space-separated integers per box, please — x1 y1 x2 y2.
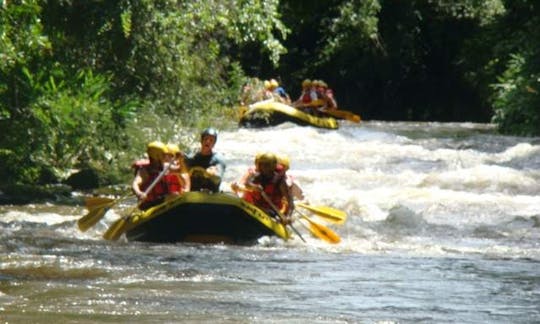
231 153 304 202
131 141 171 210
243 152 294 224
186 128 226 193
164 143 190 195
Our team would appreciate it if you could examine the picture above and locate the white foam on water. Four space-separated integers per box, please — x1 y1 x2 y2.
2 121 537 260
0 210 79 225
217 122 540 258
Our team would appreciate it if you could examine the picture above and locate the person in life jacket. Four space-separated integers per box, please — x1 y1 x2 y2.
270 78 292 104
232 153 303 207
293 78 312 108
293 79 320 114
163 143 190 195
186 128 226 192
261 80 275 100
244 152 294 224
316 80 338 111
131 141 170 210
230 153 264 197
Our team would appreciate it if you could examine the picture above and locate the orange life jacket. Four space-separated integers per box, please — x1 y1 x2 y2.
247 171 286 213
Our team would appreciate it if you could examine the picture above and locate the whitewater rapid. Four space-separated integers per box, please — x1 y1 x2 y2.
212 121 540 257
2 120 539 323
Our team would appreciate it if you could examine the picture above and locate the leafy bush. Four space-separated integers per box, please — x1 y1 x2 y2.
491 53 540 136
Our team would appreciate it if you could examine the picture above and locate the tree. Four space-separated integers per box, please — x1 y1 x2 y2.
0 0 291 186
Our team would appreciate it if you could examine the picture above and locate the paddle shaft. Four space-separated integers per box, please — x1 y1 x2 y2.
136 162 172 202
259 191 305 243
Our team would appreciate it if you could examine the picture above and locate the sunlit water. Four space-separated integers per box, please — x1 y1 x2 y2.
1 121 539 323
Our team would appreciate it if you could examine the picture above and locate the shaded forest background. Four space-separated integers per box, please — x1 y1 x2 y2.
1 0 539 191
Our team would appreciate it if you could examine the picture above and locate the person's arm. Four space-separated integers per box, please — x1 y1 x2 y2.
132 169 147 201
176 157 191 192
231 168 255 194
244 173 263 192
281 178 294 217
285 93 292 105
181 172 191 192
207 154 226 179
292 90 306 107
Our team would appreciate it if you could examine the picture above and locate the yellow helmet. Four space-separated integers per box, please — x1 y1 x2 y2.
257 152 277 168
270 79 279 88
263 80 271 89
320 80 328 88
254 152 264 165
277 154 290 171
147 141 167 161
302 79 311 87
166 143 181 155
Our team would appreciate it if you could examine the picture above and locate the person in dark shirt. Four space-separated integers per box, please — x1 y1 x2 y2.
186 128 226 192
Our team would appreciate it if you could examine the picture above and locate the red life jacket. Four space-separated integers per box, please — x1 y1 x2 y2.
164 173 184 195
301 92 312 103
248 171 286 212
135 161 168 203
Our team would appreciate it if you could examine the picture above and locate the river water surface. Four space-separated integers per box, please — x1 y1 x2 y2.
1 121 539 323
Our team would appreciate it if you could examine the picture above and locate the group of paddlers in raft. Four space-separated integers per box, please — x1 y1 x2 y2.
132 128 303 225
240 77 339 115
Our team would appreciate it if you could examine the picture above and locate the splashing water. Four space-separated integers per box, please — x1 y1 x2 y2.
1 121 539 323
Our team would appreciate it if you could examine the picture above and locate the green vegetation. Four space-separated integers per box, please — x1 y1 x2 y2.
0 0 288 188
1 0 538 191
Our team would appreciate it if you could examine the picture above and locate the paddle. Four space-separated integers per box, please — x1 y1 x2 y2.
84 196 116 210
294 100 360 123
259 191 306 243
78 195 131 232
78 201 113 232
296 202 347 224
102 163 172 241
319 109 361 123
295 210 341 244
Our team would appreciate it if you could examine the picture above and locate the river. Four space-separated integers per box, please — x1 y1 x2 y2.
1 121 539 323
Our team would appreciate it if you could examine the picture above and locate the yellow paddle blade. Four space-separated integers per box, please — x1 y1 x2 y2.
296 203 347 224
102 218 128 241
84 196 115 210
302 216 341 244
323 109 361 123
77 202 115 232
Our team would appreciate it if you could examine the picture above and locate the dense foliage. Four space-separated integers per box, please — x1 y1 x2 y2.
0 0 288 186
1 0 538 188
263 0 538 130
